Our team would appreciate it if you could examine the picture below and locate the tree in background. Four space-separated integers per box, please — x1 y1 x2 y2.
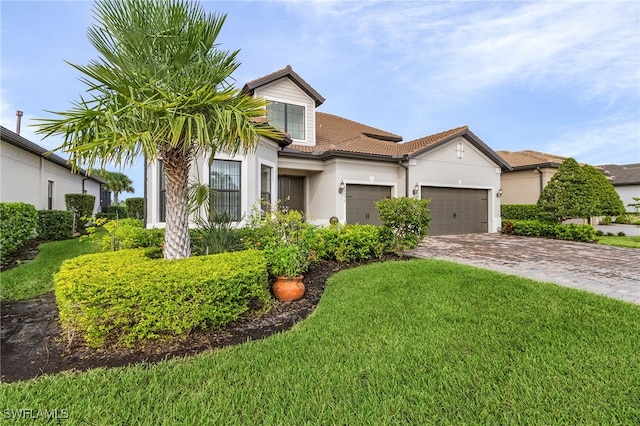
537 158 597 223
92 170 134 205
581 165 625 217
35 0 284 259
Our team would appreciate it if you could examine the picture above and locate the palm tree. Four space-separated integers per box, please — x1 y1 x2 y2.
92 170 134 205
35 0 284 259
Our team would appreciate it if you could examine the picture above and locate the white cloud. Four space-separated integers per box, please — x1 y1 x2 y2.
544 113 640 165
290 1 639 106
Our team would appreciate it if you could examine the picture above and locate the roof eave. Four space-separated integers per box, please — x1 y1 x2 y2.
243 66 326 107
1 126 106 184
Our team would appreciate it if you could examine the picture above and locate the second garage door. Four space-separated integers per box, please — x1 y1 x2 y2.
421 187 488 235
346 184 391 225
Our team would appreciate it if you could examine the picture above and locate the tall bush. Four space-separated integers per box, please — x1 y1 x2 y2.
537 158 597 223
125 197 144 219
376 197 431 255
37 210 74 241
0 202 38 263
65 193 96 232
582 165 625 217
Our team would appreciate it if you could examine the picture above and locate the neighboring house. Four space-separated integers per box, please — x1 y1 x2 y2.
497 150 567 205
598 164 640 212
0 126 108 214
145 66 511 235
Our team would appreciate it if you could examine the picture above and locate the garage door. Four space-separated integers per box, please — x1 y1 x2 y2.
346 184 392 225
421 187 488 235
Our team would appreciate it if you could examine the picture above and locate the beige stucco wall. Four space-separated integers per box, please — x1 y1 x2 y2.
500 167 556 205
1 141 102 214
408 137 503 233
145 139 280 228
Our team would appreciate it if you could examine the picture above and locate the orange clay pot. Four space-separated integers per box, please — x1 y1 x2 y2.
272 276 305 302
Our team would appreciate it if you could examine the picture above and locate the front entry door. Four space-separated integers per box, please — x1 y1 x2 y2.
278 176 305 213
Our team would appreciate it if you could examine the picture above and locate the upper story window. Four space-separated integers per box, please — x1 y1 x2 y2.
267 101 305 140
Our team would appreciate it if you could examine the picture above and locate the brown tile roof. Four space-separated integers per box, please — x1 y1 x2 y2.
242 65 325 107
497 150 567 169
399 126 469 155
284 113 510 170
598 163 640 185
287 112 403 157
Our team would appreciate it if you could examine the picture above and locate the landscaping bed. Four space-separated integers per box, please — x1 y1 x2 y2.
0 257 378 383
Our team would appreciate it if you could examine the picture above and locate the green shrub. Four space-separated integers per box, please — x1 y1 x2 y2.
501 204 540 220
0 202 38 263
334 224 382 262
244 205 314 277
106 205 128 219
101 218 164 252
65 193 96 232
502 220 595 242
600 216 612 225
190 212 244 256
615 214 640 225
300 224 383 263
37 210 74 241
618 232 626 237
95 212 117 220
376 197 431 255
125 197 144 219
54 249 270 347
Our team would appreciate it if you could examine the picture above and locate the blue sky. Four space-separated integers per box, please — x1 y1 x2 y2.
2 0 639 199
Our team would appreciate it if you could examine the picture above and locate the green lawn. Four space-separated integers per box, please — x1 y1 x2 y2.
2 259 639 424
0 232 102 301
596 235 640 249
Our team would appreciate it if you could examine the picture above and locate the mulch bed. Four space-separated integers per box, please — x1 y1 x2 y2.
1 248 397 383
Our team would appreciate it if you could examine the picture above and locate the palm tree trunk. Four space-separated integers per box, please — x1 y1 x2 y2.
113 191 119 205
163 151 192 260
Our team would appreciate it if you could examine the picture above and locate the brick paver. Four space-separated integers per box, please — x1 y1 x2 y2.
406 234 640 305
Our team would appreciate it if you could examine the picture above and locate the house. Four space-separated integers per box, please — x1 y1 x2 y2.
0 126 108 214
145 66 511 235
598 164 640 212
496 150 567 205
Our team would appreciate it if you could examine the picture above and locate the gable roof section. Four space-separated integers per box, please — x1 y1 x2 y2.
242 65 326 107
281 113 510 169
598 163 640 186
400 127 511 170
0 125 105 184
497 150 567 170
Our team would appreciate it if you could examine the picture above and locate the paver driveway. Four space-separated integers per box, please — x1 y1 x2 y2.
406 234 640 305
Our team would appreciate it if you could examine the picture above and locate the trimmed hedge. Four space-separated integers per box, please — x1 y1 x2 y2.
308 224 383 263
65 193 95 231
501 204 540 220
106 205 128 219
502 220 596 242
125 197 144 219
54 249 270 347
37 210 74 241
0 202 38 263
